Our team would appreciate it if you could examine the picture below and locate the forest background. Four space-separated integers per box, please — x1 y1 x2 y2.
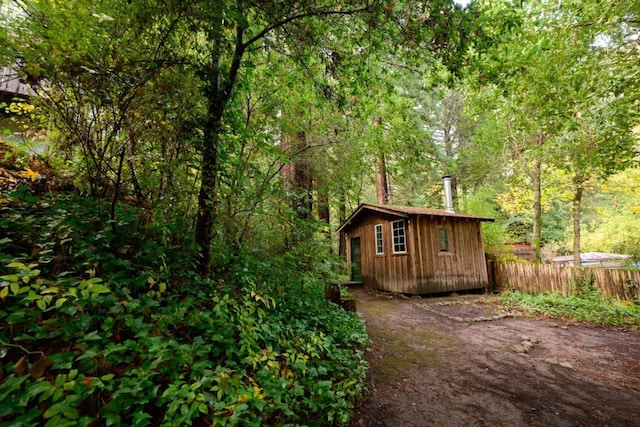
0 0 639 425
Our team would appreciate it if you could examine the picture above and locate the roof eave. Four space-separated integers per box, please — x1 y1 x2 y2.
336 203 494 233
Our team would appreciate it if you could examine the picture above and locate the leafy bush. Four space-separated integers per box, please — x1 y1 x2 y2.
0 191 369 425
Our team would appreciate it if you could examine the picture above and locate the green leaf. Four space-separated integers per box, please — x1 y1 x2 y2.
0 374 29 402
54 374 66 388
83 331 102 341
26 381 53 400
7 262 26 269
80 277 103 288
62 406 79 419
89 284 110 295
9 281 20 295
43 401 64 419
36 299 47 311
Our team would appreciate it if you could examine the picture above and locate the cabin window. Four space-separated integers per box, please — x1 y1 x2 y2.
375 224 384 255
392 220 407 253
438 228 450 252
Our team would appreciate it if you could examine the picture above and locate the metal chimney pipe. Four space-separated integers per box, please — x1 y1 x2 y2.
443 175 455 213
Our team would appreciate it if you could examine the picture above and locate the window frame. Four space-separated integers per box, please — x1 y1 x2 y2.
374 224 384 255
391 220 407 254
437 227 450 253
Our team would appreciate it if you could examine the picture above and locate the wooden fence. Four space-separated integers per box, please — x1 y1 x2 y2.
491 261 640 302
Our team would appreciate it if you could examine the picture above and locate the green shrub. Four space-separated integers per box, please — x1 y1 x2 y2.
0 191 369 425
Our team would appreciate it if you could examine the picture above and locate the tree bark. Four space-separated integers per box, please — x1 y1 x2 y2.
337 188 347 257
195 99 224 275
317 185 330 225
375 152 389 205
293 131 313 219
110 145 126 235
194 15 243 275
372 117 389 205
281 129 313 220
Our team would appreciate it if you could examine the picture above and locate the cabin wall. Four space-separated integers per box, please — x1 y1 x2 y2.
412 216 488 294
342 214 489 295
344 215 415 293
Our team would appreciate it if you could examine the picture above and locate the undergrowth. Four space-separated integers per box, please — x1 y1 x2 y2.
0 188 369 426
500 287 640 328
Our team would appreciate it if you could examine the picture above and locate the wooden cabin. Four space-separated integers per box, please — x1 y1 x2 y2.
337 204 494 295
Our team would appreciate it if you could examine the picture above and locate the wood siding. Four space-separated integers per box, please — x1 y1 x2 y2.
345 215 415 293
412 216 489 294
344 213 489 294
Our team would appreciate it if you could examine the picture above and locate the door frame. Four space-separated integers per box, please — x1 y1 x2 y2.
350 236 363 282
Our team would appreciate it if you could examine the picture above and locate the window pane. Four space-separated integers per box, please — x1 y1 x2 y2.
392 221 406 253
375 224 384 254
438 228 449 252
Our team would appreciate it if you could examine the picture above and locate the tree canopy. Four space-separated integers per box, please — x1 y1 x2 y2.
1 0 639 423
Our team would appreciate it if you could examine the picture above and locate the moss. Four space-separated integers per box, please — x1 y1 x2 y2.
359 299 450 377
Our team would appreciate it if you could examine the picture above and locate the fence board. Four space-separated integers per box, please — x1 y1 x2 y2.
493 261 640 302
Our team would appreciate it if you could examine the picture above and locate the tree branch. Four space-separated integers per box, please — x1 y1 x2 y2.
242 4 371 50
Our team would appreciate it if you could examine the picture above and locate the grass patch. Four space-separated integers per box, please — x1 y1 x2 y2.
499 290 640 328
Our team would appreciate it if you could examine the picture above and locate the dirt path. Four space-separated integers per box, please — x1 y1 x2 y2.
351 286 640 427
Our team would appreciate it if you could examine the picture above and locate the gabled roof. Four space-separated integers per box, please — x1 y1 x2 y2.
337 203 494 233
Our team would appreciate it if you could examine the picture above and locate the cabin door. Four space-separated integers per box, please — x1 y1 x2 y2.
350 237 362 282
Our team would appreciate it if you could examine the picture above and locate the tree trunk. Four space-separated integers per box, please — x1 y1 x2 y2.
194 33 226 275
317 183 331 249
372 116 388 205
194 13 245 275
338 188 347 257
293 131 313 219
110 145 126 235
127 128 145 208
375 152 389 205
317 185 330 225
531 158 542 263
194 106 222 275
572 177 584 267
281 129 313 220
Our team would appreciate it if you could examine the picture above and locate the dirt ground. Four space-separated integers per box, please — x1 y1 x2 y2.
351 285 640 427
